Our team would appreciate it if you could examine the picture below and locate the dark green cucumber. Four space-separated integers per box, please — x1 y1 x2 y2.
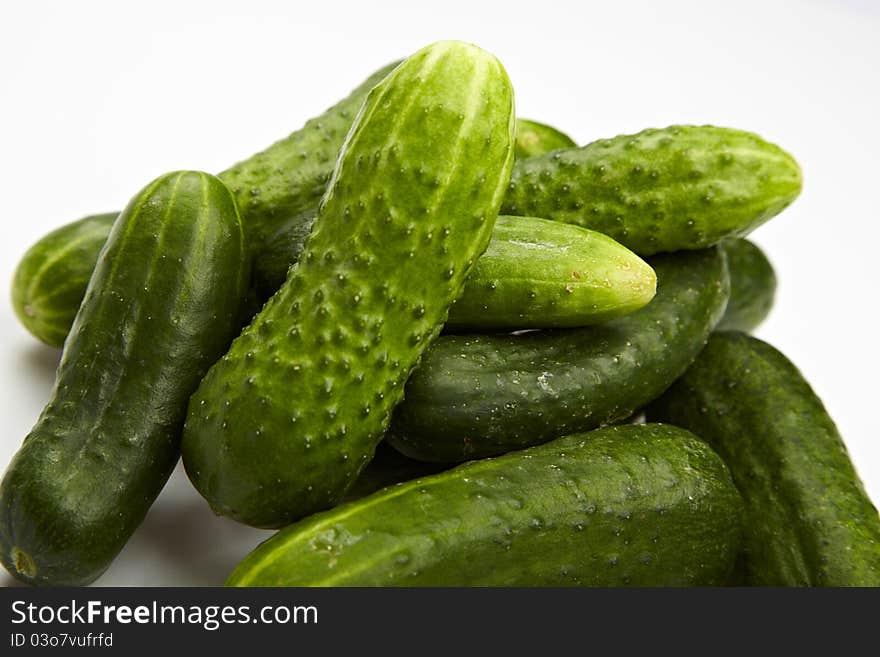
716 238 776 332
227 423 743 586
647 332 880 586
515 118 577 158
11 212 117 347
0 172 249 586
10 62 397 348
343 442 450 502
387 248 729 462
502 125 802 255
182 41 516 529
257 214 656 329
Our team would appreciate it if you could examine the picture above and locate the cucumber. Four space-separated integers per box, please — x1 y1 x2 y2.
502 125 802 255
387 248 729 462
647 332 880 586
11 212 117 347
10 62 397 348
716 238 776 332
226 423 743 587
181 41 516 529
515 118 577 158
0 171 249 586
257 214 656 329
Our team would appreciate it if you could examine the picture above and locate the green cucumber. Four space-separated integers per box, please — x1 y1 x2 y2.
502 125 802 255
181 41 516 529
10 62 397 348
11 212 117 347
387 248 729 462
257 214 656 329
515 118 577 158
0 171 249 586
647 332 880 586
226 423 743 587
716 238 776 332
448 215 655 328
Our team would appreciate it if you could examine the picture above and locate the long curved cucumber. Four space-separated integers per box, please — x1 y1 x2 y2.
257 214 656 329
387 248 729 462
227 423 743 587
716 238 776 332
515 118 577 158
647 332 880 586
0 172 249 586
502 125 801 255
11 62 397 348
181 41 516 529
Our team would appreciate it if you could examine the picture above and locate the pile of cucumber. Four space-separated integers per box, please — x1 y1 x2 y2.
3 40 877 587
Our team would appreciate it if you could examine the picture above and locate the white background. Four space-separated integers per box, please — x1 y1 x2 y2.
1 0 878 586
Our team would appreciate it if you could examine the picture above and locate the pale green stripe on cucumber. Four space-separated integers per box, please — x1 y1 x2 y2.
226 424 743 587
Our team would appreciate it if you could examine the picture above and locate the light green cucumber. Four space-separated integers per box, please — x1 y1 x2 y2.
226 424 743 586
502 125 802 255
11 62 398 348
515 118 577 158
0 172 249 586
181 41 516 529
647 332 880 586
257 214 656 330
717 238 776 332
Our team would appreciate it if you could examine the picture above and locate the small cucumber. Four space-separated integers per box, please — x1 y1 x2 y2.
181 41 516 529
515 118 577 158
647 332 880 586
0 172 249 586
716 238 776 332
257 214 656 330
387 248 729 462
502 125 802 255
226 423 743 587
10 62 397 348
11 212 117 347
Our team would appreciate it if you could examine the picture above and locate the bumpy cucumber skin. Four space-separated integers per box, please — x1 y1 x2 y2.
515 118 577 158
11 213 117 348
446 215 656 329
0 172 249 586
227 424 743 587
10 63 397 348
716 238 776 332
502 125 802 255
387 248 729 462
647 332 880 586
182 41 516 529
